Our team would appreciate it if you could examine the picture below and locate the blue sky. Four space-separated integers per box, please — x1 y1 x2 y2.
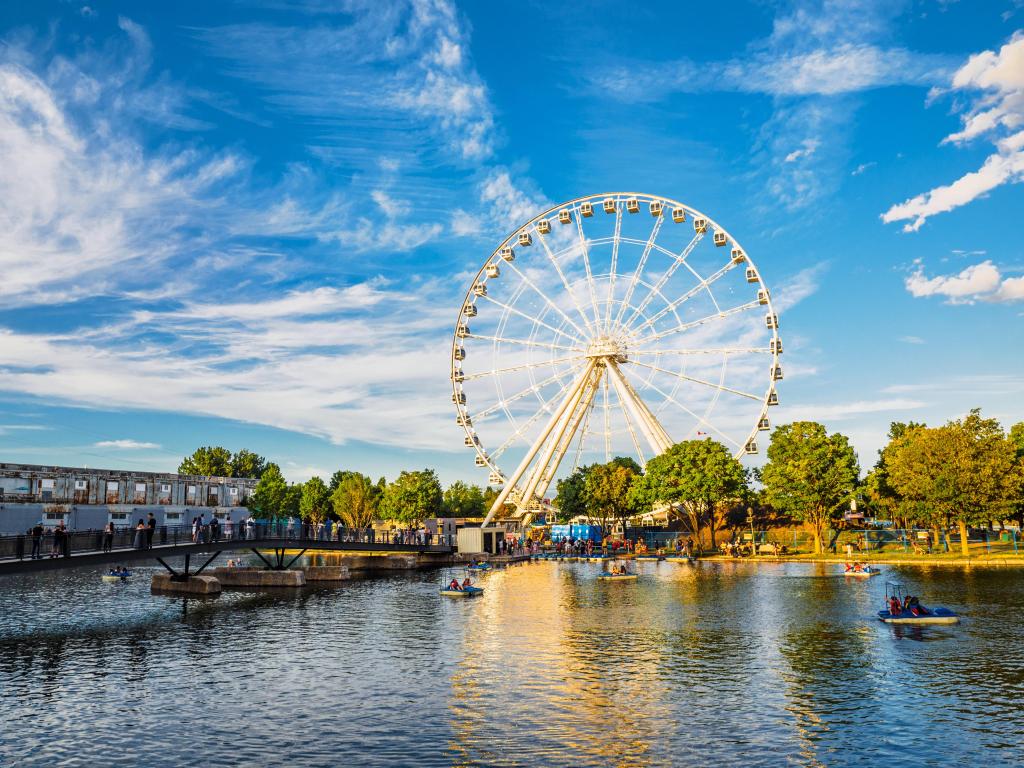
0 0 1021 485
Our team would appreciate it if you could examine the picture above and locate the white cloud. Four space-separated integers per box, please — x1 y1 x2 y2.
95 439 161 450
784 139 820 163
852 161 876 175
883 32 1024 231
899 335 925 344
782 398 927 422
478 169 551 232
904 259 1024 303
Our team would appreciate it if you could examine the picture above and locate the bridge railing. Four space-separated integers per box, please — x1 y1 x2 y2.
0 522 454 561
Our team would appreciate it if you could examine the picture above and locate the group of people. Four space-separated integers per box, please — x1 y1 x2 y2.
844 561 872 573
106 566 131 578
25 522 68 559
889 593 929 616
607 562 632 576
446 576 474 591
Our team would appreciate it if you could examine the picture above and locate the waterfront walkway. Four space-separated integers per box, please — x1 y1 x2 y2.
0 523 454 577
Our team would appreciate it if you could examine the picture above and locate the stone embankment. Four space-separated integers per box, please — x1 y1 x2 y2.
151 573 222 595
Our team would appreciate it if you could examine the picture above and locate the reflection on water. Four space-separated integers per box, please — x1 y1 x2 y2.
1 558 1023 766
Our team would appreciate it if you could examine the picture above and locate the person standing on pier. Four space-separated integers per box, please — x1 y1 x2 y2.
30 522 43 560
146 512 156 549
133 520 146 550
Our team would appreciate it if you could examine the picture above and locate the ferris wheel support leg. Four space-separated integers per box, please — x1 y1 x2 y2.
530 368 601 509
480 360 597 528
605 361 667 457
611 361 674 452
517 366 599 516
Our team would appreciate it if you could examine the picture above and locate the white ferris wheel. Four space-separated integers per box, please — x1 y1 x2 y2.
450 193 782 527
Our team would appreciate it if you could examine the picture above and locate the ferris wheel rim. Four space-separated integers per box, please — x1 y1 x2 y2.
450 191 782 481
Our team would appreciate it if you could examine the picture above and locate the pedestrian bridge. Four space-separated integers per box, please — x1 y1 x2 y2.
0 523 454 579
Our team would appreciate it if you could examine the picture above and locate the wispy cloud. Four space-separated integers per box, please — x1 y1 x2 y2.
95 439 161 450
851 161 876 175
899 335 925 344
782 398 927 422
905 259 1024 303
584 2 955 214
883 31 1024 231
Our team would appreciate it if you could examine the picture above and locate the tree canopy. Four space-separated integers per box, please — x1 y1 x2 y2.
631 440 746 552
379 469 443 524
442 481 487 518
331 472 383 529
761 422 859 554
178 446 268 479
250 462 287 519
585 460 642 537
299 476 331 525
887 409 1023 555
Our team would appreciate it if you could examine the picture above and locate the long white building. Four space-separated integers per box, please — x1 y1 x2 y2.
0 462 258 534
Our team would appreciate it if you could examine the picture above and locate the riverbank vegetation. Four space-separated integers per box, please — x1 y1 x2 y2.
177 408 1024 551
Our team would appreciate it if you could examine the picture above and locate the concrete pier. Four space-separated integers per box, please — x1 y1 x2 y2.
151 573 222 595
301 565 350 581
211 567 305 587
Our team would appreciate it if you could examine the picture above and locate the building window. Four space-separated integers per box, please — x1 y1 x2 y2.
75 480 87 490
186 485 197 505
207 486 219 506
105 481 120 504
133 482 147 503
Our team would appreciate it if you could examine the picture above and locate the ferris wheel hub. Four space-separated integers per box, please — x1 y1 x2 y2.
584 335 628 363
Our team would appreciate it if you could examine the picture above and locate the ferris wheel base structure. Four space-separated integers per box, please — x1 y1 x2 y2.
450 193 783 530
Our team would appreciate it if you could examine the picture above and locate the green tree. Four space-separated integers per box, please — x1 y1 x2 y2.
631 440 746 552
1011 423 1024 528
379 469 443 525
299 476 330 525
864 422 925 529
585 460 641 539
443 481 486 518
888 410 1023 556
178 446 233 477
282 483 303 520
555 466 592 523
762 422 859 554
250 462 287 519
331 472 381 529
231 449 268 479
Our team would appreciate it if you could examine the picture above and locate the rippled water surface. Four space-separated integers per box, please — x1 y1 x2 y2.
1 558 1023 767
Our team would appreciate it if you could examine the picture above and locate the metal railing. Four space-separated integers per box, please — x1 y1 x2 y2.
0 522 455 561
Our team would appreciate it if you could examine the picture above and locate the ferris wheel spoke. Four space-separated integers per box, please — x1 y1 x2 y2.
630 346 771 356
627 259 740 336
575 210 604 330
620 230 705 330
461 355 585 382
489 366 589 460
627 359 762 401
571 391 598 473
610 374 647 466
465 333 584 353
477 294 583 345
500 259 590 339
471 365 585 421
620 365 745 451
613 214 664 329
630 299 762 346
536 226 600 335
604 203 623 333
601 371 611 462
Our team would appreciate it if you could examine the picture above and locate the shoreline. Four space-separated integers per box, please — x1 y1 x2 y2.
699 554 1024 567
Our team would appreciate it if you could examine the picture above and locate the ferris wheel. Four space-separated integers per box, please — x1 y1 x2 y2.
450 192 782 527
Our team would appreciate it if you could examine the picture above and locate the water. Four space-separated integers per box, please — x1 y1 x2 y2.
1 558 1023 767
